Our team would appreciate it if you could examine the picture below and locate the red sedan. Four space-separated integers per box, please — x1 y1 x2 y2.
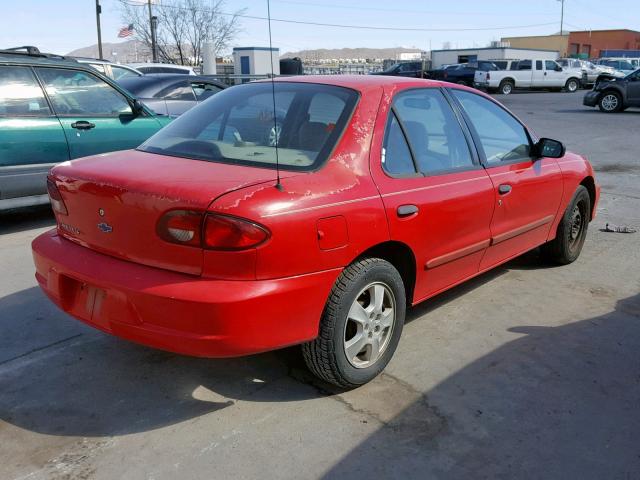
33 76 599 387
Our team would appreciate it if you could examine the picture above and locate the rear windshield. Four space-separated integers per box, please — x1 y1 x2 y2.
139 82 359 171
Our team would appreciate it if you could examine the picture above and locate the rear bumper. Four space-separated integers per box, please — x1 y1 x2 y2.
32 230 340 357
583 91 600 107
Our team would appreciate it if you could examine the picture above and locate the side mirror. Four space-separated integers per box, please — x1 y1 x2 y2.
555 66 563 72
131 99 145 116
534 138 565 159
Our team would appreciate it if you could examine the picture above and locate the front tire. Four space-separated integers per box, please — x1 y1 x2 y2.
302 258 406 388
542 186 590 265
565 78 580 93
598 91 623 112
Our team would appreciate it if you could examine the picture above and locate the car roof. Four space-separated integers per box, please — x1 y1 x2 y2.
128 63 194 70
270 74 446 92
118 74 226 97
0 50 81 68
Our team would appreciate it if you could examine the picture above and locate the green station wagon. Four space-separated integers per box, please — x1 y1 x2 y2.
0 47 169 210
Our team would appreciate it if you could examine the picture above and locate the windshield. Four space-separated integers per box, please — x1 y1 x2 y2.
138 82 359 171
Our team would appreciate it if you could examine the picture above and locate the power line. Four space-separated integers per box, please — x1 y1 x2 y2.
123 1 559 32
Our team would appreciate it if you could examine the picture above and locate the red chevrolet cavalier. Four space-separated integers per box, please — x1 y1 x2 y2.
33 76 599 387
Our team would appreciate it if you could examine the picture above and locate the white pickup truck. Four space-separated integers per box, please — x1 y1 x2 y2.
474 59 582 95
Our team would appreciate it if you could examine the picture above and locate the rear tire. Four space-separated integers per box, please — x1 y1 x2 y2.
499 79 514 95
598 91 623 112
565 78 580 93
541 186 590 265
302 258 406 388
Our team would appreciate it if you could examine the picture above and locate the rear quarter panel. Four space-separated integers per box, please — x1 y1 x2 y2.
207 82 391 281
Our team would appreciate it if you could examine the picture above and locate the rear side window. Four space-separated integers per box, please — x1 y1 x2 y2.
139 82 359 172
36 67 132 116
452 89 530 164
0 65 50 116
518 60 532 71
382 114 416 176
112 66 139 80
536 60 543 70
384 89 474 175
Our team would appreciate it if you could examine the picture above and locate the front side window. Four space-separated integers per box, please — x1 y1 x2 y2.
192 82 223 101
156 82 195 101
388 89 474 175
0 65 50 116
546 60 559 71
36 67 131 116
139 82 358 171
452 90 530 164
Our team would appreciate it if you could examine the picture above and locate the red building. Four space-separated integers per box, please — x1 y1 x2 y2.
568 29 640 58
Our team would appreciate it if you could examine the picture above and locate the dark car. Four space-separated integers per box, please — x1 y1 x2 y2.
372 61 426 79
583 69 640 112
118 74 226 117
428 62 498 87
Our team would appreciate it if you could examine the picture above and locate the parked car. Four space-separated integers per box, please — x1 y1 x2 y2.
74 57 143 80
118 74 226 117
372 61 426 78
475 59 582 94
583 68 640 112
33 75 599 388
0 47 169 210
128 63 197 75
428 62 499 87
594 59 636 76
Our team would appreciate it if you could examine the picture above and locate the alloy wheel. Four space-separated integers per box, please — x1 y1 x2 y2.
601 94 618 111
343 282 396 369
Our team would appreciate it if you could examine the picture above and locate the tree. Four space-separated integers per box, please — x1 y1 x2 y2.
118 0 245 65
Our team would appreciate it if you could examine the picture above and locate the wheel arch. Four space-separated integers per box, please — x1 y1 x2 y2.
500 77 515 86
580 176 597 220
354 240 416 305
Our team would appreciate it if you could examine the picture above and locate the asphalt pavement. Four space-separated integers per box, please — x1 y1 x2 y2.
1 91 639 480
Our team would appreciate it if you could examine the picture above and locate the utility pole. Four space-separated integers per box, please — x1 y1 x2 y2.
559 0 565 34
148 0 158 62
95 0 103 59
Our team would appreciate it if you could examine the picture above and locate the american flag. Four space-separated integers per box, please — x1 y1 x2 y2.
118 24 135 38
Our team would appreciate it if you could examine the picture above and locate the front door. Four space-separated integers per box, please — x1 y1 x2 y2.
35 67 162 159
0 65 69 199
370 87 495 303
450 89 563 270
626 70 640 105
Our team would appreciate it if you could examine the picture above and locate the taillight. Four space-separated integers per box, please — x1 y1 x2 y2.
157 210 203 247
204 214 269 250
47 178 68 215
157 211 270 250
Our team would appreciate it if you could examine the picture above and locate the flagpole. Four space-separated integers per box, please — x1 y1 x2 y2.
95 0 103 59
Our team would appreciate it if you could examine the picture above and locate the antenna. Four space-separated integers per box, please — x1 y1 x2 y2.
266 0 283 191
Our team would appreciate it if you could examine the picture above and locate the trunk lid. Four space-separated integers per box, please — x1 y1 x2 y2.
51 149 286 275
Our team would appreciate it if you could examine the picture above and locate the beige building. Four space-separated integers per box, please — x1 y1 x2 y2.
501 34 569 57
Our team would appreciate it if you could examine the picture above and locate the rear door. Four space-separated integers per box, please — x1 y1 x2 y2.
0 65 69 200
371 87 495 303
450 89 563 270
34 66 162 159
515 60 533 87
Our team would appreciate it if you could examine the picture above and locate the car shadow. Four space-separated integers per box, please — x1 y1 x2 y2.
323 292 640 479
554 108 640 115
0 205 55 235
0 250 576 438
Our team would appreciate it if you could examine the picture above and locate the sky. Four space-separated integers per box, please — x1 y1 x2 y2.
0 0 638 56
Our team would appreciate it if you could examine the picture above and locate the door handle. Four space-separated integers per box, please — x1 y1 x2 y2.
397 204 418 217
71 121 96 130
498 184 512 195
